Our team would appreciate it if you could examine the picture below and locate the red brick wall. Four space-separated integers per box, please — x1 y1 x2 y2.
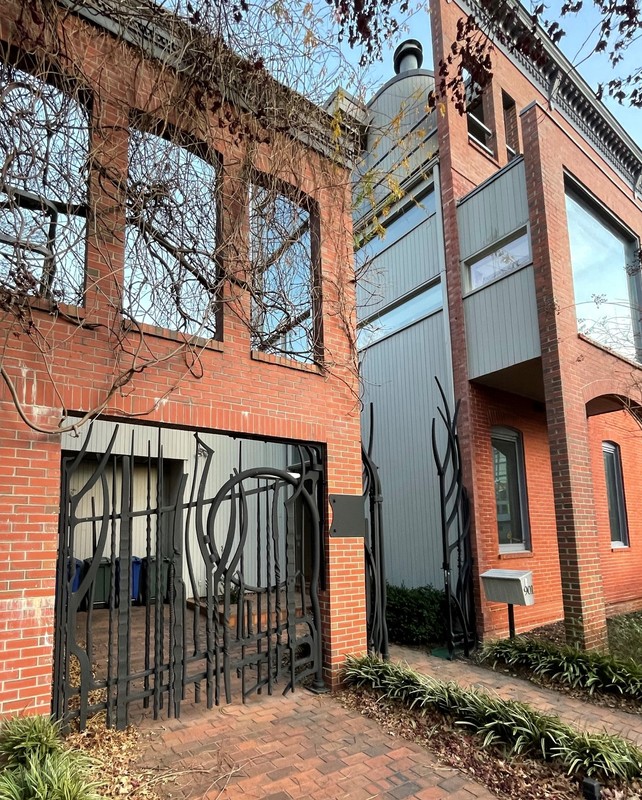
431 0 642 647
589 409 642 616
0 1 365 715
468 386 563 639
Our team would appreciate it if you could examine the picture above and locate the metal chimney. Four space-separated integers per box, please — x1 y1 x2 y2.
393 40 423 74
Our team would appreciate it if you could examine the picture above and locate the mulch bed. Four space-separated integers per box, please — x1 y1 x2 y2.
340 686 642 800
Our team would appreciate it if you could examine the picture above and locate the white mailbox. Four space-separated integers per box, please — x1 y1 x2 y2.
480 569 534 606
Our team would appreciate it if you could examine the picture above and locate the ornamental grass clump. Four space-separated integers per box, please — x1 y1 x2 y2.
343 655 642 781
0 716 100 800
480 636 642 700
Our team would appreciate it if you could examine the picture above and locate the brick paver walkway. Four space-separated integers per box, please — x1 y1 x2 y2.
390 645 642 746
136 683 493 800
134 645 642 799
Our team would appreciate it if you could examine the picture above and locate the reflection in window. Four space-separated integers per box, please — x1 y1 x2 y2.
565 189 639 362
250 185 318 362
468 230 530 290
355 189 436 268
602 441 629 546
358 281 442 349
492 427 530 551
124 129 219 337
0 63 89 305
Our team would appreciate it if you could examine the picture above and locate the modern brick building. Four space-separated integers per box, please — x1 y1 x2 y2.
0 0 367 725
353 0 642 648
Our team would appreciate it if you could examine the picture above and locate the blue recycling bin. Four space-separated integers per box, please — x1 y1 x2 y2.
67 558 83 593
115 556 143 604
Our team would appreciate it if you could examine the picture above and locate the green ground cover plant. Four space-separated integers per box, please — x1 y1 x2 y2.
481 636 642 701
385 584 446 647
608 612 642 664
344 655 642 782
0 716 100 800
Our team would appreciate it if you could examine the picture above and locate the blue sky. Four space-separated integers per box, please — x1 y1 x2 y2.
335 1 642 148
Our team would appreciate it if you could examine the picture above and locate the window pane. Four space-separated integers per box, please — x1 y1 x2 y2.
250 185 316 362
355 189 436 267
125 130 218 337
0 64 88 305
603 442 629 545
566 192 637 361
358 281 442 349
492 431 528 548
469 232 530 290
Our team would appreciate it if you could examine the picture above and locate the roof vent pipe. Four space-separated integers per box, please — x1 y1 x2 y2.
393 39 423 74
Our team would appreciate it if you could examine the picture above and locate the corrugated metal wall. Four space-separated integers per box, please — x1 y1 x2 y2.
360 311 452 588
61 422 290 597
357 212 442 318
457 158 528 261
464 266 541 377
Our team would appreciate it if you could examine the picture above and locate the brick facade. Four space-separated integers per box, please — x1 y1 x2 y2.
0 0 366 716
430 0 642 645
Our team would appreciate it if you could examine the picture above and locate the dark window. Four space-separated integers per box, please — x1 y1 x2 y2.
250 183 320 363
502 92 519 161
0 62 89 306
492 427 530 551
124 127 220 337
565 184 640 363
466 80 493 155
602 441 629 546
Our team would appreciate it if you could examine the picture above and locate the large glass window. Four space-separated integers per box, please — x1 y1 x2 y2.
355 188 436 268
124 128 219 337
250 184 318 362
602 441 629 547
467 230 531 291
491 427 530 551
358 281 442 349
565 187 640 362
0 62 89 306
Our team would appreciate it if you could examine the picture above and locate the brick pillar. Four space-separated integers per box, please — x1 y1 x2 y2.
0 407 61 716
521 104 607 649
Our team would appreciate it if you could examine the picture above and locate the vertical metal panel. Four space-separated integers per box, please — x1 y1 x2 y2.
457 159 528 261
464 265 541 378
360 311 452 589
357 215 442 318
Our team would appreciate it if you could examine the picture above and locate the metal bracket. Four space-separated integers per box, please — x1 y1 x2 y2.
328 494 366 537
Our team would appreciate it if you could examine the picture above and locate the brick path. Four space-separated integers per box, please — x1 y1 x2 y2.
390 645 642 746
134 645 642 799
136 682 493 799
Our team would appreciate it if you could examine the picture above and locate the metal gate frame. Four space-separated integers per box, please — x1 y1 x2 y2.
53 425 325 729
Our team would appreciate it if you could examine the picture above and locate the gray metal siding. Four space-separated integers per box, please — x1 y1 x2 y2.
457 159 528 261
62 422 289 597
360 310 451 589
464 265 541 378
357 214 442 319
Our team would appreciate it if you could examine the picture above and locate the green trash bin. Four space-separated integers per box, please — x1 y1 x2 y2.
82 557 113 608
141 556 170 604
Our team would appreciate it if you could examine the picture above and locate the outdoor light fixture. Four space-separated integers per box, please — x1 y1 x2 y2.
582 777 601 800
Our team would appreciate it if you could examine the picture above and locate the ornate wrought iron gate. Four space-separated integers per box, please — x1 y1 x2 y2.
432 379 476 658
53 426 324 730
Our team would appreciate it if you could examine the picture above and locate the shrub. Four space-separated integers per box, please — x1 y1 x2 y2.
608 612 642 664
343 655 642 781
0 717 100 800
385 584 446 647
480 637 642 701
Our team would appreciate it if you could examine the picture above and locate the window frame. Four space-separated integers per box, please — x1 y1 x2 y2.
123 117 223 340
491 426 531 553
464 227 532 293
602 440 630 548
357 279 443 350
0 54 91 308
564 176 642 364
249 173 323 364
